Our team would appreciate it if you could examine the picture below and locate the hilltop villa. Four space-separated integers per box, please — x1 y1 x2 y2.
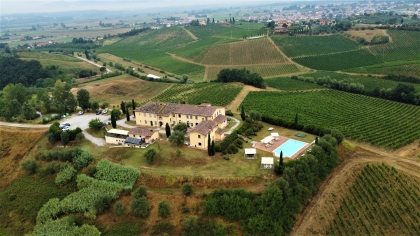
134 101 228 148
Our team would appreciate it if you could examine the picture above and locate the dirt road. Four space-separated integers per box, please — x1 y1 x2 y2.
290 144 420 236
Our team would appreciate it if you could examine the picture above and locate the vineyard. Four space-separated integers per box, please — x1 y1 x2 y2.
265 77 324 90
272 35 361 58
147 82 243 106
293 49 383 70
300 71 420 91
327 163 420 235
207 64 300 79
370 30 420 62
241 90 420 149
345 60 420 78
99 27 205 80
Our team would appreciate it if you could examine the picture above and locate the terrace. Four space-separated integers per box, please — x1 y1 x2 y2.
254 132 311 159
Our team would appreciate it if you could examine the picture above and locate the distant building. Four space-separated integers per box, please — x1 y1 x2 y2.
274 27 289 33
147 74 161 80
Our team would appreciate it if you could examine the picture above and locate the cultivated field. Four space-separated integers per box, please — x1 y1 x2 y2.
345 60 420 77
72 74 171 106
327 163 420 235
148 82 244 107
266 77 324 90
370 30 420 62
345 28 392 42
241 90 420 149
272 34 361 58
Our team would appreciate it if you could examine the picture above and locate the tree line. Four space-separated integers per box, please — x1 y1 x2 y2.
217 68 266 89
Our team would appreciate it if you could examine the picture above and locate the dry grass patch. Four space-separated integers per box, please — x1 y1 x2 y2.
0 127 46 190
72 74 171 106
347 29 392 42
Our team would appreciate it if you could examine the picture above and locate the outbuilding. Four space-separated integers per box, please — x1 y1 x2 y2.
244 148 257 159
260 157 274 169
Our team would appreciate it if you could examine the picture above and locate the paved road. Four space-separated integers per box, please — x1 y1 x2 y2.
76 56 112 73
0 121 50 129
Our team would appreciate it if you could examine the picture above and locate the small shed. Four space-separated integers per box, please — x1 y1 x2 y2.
244 148 257 159
261 157 274 169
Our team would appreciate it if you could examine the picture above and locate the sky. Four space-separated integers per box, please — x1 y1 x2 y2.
1 0 291 14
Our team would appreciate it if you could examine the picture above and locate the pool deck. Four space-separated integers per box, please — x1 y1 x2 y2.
253 136 312 159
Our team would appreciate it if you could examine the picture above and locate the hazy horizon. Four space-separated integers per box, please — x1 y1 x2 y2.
0 0 302 14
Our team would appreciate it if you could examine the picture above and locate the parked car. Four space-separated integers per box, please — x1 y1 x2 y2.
102 109 108 114
63 123 70 127
62 126 70 131
96 110 102 115
78 111 84 115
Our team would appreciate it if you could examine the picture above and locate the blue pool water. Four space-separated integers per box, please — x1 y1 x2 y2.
273 139 307 157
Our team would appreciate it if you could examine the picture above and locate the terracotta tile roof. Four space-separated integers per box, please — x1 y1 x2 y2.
214 114 227 123
135 102 220 117
216 128 224 135
129 127 155 137
189 120 218 135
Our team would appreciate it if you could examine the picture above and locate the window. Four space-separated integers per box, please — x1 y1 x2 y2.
145 120 147 124
191 124 193 127
173 114 175 117
178 114 181 118
205 117 208 120
186 115 188 119
198 142 202 146
198 135 201 139
149 113 152 117
195 116 198 120
144 113 146 117
154 121 157 125
154 114 156 118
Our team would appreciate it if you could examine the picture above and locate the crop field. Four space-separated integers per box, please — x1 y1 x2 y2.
187 25 234 39
200 38 287 65
272 35 361 58
241 90 420 149
73 74 171 106
207 64 300 79
370 30 420 62
100 27 205 80
327 163 420 235
148 82 243 106
345 60 420 78
293 49 383 71
266 77 324 90
300 71 420 91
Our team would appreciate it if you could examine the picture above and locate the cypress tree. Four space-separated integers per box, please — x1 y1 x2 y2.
211 140 215 156
126 107 130 121
207 133 211 156
279 151 284 175
165 123 171 138
315 136 319 145
121 101 126 114
111 111 116 128
132 99 136 117
240 105 246 121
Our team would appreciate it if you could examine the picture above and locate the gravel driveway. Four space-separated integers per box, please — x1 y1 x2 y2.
62 113 111 146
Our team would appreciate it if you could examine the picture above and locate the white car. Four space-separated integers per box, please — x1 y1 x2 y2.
78 111 84 115
62 126 70 131
102 109 108 114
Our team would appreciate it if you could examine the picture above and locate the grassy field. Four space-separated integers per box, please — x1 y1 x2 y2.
18 51 101 74
370 30 420 62
241 90 420 149
0 127 47 190
73 74 172 106
147 82 244 107
299 71 420 91
272 34 361 58
345 60 420 77
207 64 301 79
327 163 420 235
266 77 324 90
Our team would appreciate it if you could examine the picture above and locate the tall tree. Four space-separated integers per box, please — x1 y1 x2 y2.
111 111 117 128
61 131 70 147
52 80 76 114
207 133 211 156
315 136 319 145
211 140 215 156
165 123 171 138
4 99 21 121
21 102 36 120
132 99 136 117
240 105 246 121
121 101 126 114
3 83 27 104
249 110 261 122
168 130 184 146
126 107 130 121
77 89 90 110
233 17 235 25
212 18 215 24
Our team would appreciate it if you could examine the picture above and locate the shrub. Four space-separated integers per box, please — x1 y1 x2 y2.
133 186 147 199
151 222 174 235
75 132 85 141
182 183 194 196
55 165 77 185
72 150 93 169
43 162 62 175
88 118 103 130
94 159 140 189
130 197 149 218
183 216 199 236
87 165 97 177
158 200 171 218
114 201 125 216
21 159 37 174
144 148 157 165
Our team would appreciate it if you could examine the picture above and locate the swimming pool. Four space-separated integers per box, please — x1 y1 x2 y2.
273 139 308 158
